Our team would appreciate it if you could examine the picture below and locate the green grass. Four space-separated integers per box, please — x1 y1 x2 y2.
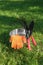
0 0 43 65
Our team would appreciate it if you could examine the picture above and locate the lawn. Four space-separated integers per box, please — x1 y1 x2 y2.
0 0 43 65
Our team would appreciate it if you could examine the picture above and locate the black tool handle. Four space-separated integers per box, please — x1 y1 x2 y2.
18 17 34 38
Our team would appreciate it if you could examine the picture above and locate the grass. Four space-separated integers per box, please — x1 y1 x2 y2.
0 0 43 65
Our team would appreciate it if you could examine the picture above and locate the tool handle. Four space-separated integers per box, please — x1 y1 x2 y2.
27 38 32 50
31 36 37 46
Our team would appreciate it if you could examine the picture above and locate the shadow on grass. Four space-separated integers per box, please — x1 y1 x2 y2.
34 19 43 34
38 56 43 65
0 15 43 49
0 15 29 52
0 15 23 51
0 0 43 13
0 15 43 33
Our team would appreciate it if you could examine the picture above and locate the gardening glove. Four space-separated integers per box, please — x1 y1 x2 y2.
9 35 26 49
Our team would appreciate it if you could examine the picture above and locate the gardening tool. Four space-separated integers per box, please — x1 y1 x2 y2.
9 18 37 50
